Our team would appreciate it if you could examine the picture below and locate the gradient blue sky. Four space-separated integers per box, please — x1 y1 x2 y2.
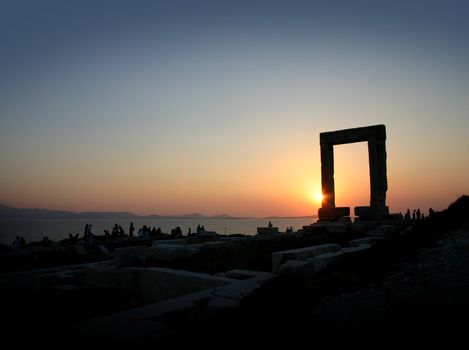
1 0 468 216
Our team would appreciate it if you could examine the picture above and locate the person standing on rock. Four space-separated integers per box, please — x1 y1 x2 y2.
129 222 135 237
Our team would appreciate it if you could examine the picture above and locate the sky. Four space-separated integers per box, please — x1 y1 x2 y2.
1 0 468 217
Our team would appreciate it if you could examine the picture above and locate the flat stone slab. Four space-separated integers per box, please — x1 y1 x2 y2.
276 260 309 275
114 246 147 267
272 243 342 272
85 264 120 289
144 244 202 261
98 245 110 255
68 267 273 345
1 261 111 294
277 251 344 276
74 244 87 256
348 236 383 245
152 239 187 246
223 269 272 280
342 244 372 255
313 221 349 233
257 227 279 234
212 273 272 301
140 267 235 302
36 270 86 291
318 207 350 218
201 241 231 249
320 124 386 144
304 251 344 273
254 231 282 240
354 206 389 217
70 288 216 345
197 231 217 238
119 267 145 294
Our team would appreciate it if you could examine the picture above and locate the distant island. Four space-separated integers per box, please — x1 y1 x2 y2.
0 204 313 221
264 215 316 219
0 204 252 221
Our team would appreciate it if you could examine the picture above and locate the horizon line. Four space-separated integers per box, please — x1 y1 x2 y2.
0 203 317 219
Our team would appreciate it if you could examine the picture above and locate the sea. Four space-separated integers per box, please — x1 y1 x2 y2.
0 217 316 245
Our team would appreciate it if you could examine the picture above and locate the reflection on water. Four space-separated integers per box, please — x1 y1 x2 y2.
0 217 316 245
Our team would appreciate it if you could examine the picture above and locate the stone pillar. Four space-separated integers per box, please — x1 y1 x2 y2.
368 139 387 209
320 142 335 208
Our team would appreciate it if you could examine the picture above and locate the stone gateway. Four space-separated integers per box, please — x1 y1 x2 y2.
318 124 388 221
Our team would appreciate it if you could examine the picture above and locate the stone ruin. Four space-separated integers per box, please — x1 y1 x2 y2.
318 124 389 222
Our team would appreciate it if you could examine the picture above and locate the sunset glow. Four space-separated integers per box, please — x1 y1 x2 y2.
1 1 468 217
313 191 324 205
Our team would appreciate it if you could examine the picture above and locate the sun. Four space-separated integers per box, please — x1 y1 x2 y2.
309 189 323 204
314 192 324 204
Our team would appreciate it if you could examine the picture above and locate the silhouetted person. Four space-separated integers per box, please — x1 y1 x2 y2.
20 236 26 248
412 210 416 221
171 226 182 237
118 226 125 236
197 225 201 233
112 224 119 237
201 225 205 232
268 221 273 228
416 208 421 221
129 222 135 237
85 225 93 242
188 227 192 236
84 224 93 240
405 209 411 221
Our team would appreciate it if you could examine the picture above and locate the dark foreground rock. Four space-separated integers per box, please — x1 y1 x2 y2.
2 196 468 349
157 226 469 348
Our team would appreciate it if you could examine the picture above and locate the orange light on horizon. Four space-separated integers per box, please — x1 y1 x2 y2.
314 192 324 204
309 188 323 205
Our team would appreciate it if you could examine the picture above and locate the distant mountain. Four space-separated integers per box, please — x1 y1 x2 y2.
210 214 240 219
0 204 243 220
0 204 73 220
0 205 139 220
141 213 247 219
163 213 207 219
264 215 316 219
142 213 248 219
75 211 139 219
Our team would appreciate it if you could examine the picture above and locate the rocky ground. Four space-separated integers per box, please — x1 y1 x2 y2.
309 227 469 344
3 196 468 349
161 221 469 348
